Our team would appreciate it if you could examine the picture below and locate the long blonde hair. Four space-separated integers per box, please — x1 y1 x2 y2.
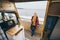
33 12 37 17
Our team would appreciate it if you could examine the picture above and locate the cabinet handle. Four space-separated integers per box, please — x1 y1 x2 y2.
15 28 23 36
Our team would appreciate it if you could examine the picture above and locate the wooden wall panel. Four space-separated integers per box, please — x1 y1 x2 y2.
48 2 60 16
0 2 15 11
2 2 15 11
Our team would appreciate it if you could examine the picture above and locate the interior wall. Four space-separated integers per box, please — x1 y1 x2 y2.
48 2 60 16
0 2 15 11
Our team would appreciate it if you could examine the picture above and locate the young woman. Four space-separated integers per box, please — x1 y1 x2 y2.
30 12 39 36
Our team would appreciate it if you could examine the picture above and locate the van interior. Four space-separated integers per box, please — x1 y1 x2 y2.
0 0 60 40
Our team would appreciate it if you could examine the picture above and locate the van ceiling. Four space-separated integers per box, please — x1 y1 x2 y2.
8 0 47 2
0 0 60 2
0 0 47 2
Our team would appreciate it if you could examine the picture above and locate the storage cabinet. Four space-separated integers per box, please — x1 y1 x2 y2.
6 25 25 40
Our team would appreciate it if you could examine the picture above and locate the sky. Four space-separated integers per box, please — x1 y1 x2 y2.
15 1 47 9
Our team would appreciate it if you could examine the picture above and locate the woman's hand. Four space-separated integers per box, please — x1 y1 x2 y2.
36 25 39 29
37 25 39 27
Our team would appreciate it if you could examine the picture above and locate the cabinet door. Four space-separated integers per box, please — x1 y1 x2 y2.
45 16 59 30
44 16 59 39
14 29 25 40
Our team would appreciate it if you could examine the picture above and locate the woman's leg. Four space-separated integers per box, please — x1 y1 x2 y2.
31 26 36 36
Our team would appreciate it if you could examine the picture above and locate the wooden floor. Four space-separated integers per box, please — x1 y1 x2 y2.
25 30 40 40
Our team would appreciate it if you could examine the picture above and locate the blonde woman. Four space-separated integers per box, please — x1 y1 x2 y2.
30 12 39 36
